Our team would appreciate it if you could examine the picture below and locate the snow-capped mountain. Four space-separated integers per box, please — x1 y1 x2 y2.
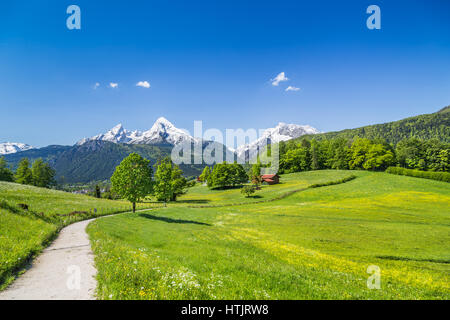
236 122 320 160
77 118 319 161
131 117 199 145
0 142 34 155
76 123 134 145
77 117 200 146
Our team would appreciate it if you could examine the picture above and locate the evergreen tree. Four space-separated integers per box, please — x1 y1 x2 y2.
0 157 14 182
15 158 33 185
95 185 101 198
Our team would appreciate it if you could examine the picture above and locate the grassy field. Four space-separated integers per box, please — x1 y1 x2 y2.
172 170 354 206
87 171 450 300
0 181 156 289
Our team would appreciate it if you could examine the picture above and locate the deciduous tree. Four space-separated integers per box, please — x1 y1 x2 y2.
111 153 153 212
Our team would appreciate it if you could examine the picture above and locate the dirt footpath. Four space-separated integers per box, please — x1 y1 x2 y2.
0 218 97 300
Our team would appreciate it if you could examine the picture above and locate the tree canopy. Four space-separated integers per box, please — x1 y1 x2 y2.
111 153 153 212
208 162 248 189
278 136 449 174
31 158 55 188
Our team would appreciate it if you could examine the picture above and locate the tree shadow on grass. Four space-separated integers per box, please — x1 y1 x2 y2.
246 195 263 199
173 199 211 204
138 213 211 226
141 199 210 204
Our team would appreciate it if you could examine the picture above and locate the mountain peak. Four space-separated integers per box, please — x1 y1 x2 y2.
153 117 174 128
0 142 34 155
111 123 124 132
76 117 193 146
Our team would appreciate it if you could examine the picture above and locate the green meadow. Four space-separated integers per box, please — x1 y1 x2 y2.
171 170 353 206
0 181 156 289
86 171 450 300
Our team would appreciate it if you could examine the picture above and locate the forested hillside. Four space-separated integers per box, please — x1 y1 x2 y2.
277 107 450 175
303 106 450 144
4 141 204 183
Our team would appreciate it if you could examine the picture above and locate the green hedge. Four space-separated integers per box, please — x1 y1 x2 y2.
309 175 356 188
385 167 450 182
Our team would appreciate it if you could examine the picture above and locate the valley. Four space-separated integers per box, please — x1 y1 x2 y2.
1 170 448 299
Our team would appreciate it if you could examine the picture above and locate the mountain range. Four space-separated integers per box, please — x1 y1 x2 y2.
2 117 318 183
76 117 317 158
2 107 448 183
76 117 201 147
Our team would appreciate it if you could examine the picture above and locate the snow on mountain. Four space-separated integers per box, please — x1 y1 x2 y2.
0 142 34 155
76 123 139 145
236 122 320 160
77 118 320 161
131 117 199 145
77 117 199 146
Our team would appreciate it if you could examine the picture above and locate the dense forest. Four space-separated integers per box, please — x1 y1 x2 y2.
279 136 449 174
277 106 450 175
302 106 450 144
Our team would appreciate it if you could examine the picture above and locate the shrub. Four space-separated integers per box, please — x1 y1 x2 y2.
241 185 256 198
309 175 356 188
385 167 450 182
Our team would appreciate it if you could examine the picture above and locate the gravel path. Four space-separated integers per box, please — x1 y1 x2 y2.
0 218 97 300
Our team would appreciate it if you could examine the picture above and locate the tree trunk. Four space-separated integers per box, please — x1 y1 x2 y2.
132 202 136 213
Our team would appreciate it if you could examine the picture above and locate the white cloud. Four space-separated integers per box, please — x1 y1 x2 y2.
109 82 118 88
136 81 151 88
93 82 100 89
271 72 289 86
285 86 300 92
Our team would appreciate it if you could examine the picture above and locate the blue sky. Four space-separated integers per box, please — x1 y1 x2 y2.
1 0 449 147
